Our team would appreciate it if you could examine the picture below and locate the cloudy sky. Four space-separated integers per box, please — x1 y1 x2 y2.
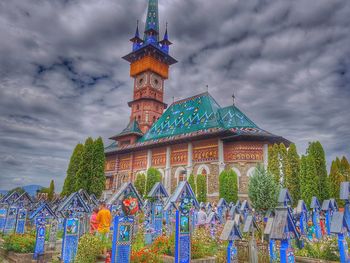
0 0 350 191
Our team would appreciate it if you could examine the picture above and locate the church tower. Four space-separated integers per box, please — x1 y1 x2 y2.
122 0 177 134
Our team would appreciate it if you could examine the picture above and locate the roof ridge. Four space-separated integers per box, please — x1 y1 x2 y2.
171 92 211 106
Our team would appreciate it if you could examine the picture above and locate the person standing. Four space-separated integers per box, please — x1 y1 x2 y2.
90 207 99 234
97 202 112 256
197 207 207 228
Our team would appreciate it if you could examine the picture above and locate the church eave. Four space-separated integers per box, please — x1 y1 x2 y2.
128 97 168 108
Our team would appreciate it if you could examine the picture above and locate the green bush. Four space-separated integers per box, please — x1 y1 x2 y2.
3 233 35 253
188 174 196 194
295 237 339 261
74 234 104 263
145 168 162 195
219 169 238 203
196 174 207 203
134 173 146 197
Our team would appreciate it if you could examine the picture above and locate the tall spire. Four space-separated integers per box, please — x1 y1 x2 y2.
144 0 159 41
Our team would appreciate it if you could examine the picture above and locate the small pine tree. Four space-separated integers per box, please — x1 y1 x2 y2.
307 141 329 201
219 170 227 199
340 156 350 182
268 144 280 185
188 174 196 195
219 170 238 203
329 160 343 201
134 173 146 197
145 168 162 195
90 137 106 198
285 144 300 202
196 174 207 203
300 155 319 207
279 143 288 186
75 137 95 193
248 165 279 212
48 180 55 201
62 143 84 196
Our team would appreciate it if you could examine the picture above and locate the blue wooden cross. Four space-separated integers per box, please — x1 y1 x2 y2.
3 206 18 235
107 182 144 263
310 196 322 239
217 198 228 224
220 219 242 263
0 204 7 232
330 211 350 263
57 192 91 263
321 199 337 235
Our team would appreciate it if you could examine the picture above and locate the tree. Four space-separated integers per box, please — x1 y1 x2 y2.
188 174 196 195
75 137 95 194
62 143 84 196
248 165 279 212
134 173 146 197
329 159 343 202
340 156 350 182
307 141 329 201
268 144 280 185
279 143 288 186
48 180 55 201
145 168 162 195
285 144 300 202
300 155 319 207
219 170 238 203
196 174 207 203
90 137 106 198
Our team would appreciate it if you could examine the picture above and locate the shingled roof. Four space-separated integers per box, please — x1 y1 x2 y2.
106 92 289 154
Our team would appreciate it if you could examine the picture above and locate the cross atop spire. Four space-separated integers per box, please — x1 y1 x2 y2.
144 0 159 41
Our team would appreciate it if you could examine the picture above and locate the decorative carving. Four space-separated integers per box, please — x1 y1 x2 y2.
224 142 263 162
133 152 147 170
193 146 218 162
119 155 132 171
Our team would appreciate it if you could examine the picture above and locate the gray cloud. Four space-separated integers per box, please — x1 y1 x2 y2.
0 0 349 191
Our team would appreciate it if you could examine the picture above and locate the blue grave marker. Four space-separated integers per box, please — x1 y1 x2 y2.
296 200 308 248
243 215 260 263
107 182 144 263
239 200 251 220
220 220 242 263
164 201 176 236
330 211 350 263
4 206 17 234
147 182 169 239
15 208 27 234
206 212 220 238
321 199 337 235
217 198 228 224
57 192 91 263
310 196 322 239
0 205 7 232
264 217 278 263
30 202 57 260
171 181 199 263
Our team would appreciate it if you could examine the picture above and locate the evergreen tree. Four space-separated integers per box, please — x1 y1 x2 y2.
285 144 300 202
268 144 280 185
248 165 279 212
188 174 196 195
340 156 350 182
48 180 55 201
307 141 329 201
300 155 319 207
145 167 162 195
134 173 146 197
196 174 207 203
329 160 343 201
279 143 288 186
62 143 84 196
91 137 106 198
219 170 238 203
75 137 95 193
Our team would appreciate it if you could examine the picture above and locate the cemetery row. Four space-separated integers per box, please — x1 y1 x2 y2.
1 181 350 262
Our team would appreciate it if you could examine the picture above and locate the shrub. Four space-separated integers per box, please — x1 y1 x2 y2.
219 169 238 203
134 173 146 197
295 237 339 261
145 168 162 195
3 233 35 253
75 234 104 263
188 174 196 195
196 174 207 203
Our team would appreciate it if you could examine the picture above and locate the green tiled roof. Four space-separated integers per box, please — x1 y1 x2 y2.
140 93 223 142
218 105 258 129
110 120 143 140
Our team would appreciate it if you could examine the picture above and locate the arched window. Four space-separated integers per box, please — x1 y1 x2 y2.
179 170 187 182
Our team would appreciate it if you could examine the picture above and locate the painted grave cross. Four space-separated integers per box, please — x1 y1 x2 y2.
310 196 322 239
206 211 220 238
147 182 169 240
57 191 91 263
0 203 7 233
165 181 199 263
13 192 33 234
1 191 20 235
29 202 57 260
321 199 337 236
220 220 243 263
217 198 228 224
330 211 350 263
243 215 260 263
107 182 144 263
239 200 251 220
